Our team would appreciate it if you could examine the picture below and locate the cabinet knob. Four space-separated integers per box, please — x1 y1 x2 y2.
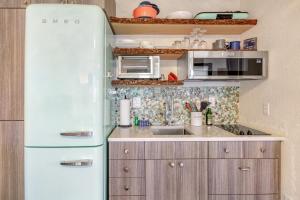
169 162 175 168
124 186 130 191
124 149 129 154
224 148 230 153
123 167 129 173
178 162 184 168
260 148 266 153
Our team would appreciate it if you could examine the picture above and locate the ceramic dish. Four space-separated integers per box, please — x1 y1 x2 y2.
166 11 193 19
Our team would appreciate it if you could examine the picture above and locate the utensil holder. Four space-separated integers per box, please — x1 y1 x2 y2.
191 112 202 126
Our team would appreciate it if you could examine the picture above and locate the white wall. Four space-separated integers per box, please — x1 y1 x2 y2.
240 1 300 199
115 0 240 18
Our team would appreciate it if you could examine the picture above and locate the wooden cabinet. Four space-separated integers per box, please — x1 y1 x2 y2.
209 142 243 158
109 142 145 160
209 195 279 200
109 178 145 196
243 141 281 158
110 197 145 200
146 159 207 200
0 9 25 120
109 141 281 200
146 160 177 200
145 142 208 200
0 1 25 8
176 159 208 200
109 142 145 200
109 160 145 178
209 141 280 158
145 141 208 159
209 159 279 195
0 121 24 200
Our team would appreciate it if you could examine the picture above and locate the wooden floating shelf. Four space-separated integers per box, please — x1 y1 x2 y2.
113 48 186 59
111 80 184 86
110 17 257 35
113 48 257 60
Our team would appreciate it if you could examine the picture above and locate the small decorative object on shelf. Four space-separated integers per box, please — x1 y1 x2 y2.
243 37 257 50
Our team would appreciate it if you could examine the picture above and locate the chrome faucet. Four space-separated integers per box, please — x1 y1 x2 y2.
164 96 174 126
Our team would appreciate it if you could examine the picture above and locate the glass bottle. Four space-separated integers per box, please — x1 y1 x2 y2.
206 108 213 126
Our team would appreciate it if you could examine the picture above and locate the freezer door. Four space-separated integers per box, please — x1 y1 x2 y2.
25 5 105 147
25 146 103 200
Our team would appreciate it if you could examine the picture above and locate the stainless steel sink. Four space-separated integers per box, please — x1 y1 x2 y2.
151 126 192 136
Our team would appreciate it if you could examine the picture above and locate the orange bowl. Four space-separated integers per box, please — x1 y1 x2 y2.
133 6 157 18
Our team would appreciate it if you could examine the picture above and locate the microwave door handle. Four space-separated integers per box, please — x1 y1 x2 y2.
149 57 154 75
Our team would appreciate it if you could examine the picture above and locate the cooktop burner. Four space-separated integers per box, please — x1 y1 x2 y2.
216 124 271 136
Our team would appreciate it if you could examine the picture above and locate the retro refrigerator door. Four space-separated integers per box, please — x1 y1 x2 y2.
25 5 106 147
25 146 103 200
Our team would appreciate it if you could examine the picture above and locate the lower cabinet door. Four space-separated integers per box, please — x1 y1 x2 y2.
146 160 176 200
209 195 279 200
25 146 103 200
176 159 208 200
209 159 279 195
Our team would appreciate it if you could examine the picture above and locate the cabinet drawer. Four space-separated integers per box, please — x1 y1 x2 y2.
209 159 279 195
244 142 281 158
109 160 145 178
209 195 279 200
145 142 208 159
209 142 243 158
175 142 208 158
145 142 175 159
109 178 145 196
110 196 145 200
109 142 144 159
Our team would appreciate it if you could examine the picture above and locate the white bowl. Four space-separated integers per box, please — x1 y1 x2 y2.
166 11 193 19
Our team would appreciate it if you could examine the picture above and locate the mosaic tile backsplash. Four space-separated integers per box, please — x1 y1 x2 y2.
112 87 239 125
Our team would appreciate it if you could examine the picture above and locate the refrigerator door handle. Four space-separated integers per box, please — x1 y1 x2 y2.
60 159 93 167
60 131 93 137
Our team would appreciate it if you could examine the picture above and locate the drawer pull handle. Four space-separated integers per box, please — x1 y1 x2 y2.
60 159 93 167
224 148 230 153
178 162 184 168
124 186 130 191
169 162 175 168
124 149 129 154
60 131 93 137
260 148 266 153
239 167 250 171
123 167 129 173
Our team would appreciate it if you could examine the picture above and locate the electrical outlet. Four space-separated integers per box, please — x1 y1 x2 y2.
209 96 216 107
263 103 270 116
132 97 141 108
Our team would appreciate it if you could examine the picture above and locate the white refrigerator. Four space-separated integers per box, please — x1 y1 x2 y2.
24 4 114 200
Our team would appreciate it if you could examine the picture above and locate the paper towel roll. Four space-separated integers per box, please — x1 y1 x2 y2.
120 99 131 126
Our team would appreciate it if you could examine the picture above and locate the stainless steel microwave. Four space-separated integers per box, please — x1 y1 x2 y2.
178 51 268 80
117 56 160 79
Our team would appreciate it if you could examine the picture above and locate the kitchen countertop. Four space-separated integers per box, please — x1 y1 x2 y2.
108 125 285 142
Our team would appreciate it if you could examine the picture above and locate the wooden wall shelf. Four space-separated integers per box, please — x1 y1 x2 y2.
111 80 184 86
113 48 257 60
110 17 257 35
113 48 186 59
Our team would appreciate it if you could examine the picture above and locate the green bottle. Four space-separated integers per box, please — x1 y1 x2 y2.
206 108 213 126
